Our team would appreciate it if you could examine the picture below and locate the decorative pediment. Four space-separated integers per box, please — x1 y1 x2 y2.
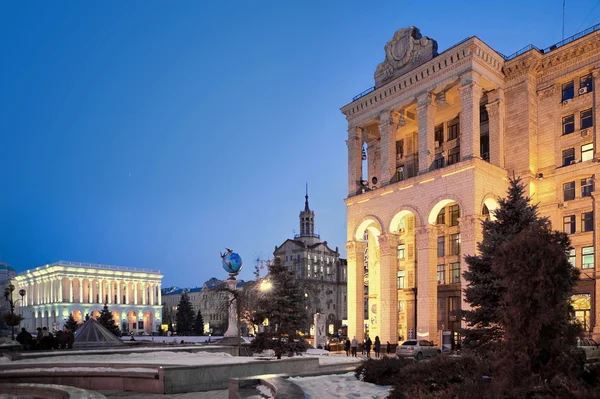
375 26 438 88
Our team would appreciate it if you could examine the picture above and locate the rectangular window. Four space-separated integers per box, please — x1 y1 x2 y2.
480 105 489 124
582 178 594 197
447 147 460 165
397 271 406 289
582 211 594 232
450 233 461 255
397 244 406 260
582 247 594 269
563 215 576 234
563 114 575 135
564 181 576 201
448 118 460 140
437 236 445 257
436 209 446 225
437 264 446 285
563 148 575 166
562 81 574 101
568 249 576 268
450 262 461 283
582 143 594 162
580 74 593 93
434 124 444 145
480 135 490 162
433 156 445 170
449 205 460 227
581 109 594 130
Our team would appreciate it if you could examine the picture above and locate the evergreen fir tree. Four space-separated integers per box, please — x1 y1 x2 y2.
463 177 579 354
63 314 79 332
194 309 204 335
162 302 173 333
98 302 121 336
175 292 196 336
492 224 580 386
250 257 308 358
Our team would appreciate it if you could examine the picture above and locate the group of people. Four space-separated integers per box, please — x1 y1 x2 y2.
16 327 75 350
344 335 384 358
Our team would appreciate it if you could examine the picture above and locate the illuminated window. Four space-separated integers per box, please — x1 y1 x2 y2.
564 181 576 201
581 109 593 129
582 143 594 162
582 247 594 269
437 264 446 284
563 148 575 166
582 212 594 232
437 236 445 257
564 215 576 234
449 205 460 226
572 294 592 331
562 114 575 135
582 178 594 197
449 262 461 283
397 244 406 260
580 74 593 93
562 81 574 101
449 233 461 255
568 248 576 267
397 271 406 289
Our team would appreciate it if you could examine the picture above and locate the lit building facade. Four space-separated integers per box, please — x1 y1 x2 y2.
14 261 163 334
274 191 348 334
341 26 600 345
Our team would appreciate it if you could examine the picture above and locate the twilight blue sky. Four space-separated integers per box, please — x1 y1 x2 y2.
1 0 599 287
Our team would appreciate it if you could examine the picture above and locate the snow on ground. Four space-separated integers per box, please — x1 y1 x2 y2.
7 366 158 373
8 350 361 367
289 372 392 399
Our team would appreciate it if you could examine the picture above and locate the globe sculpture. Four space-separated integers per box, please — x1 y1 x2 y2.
221 248 243 279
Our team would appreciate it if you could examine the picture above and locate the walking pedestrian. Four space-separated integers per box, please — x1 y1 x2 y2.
344 338 351 357
374 336 381 358
365 335 372 358
350 336 358 357
386 341 391 355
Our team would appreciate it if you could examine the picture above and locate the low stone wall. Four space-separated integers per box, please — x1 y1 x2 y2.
162 357 320 393
0 383 107 399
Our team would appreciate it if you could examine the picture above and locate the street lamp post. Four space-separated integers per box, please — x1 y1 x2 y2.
3 284 26 341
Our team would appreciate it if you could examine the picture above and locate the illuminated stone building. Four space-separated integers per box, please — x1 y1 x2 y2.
274 190 347 334
341 26 600 345
14 261 163 334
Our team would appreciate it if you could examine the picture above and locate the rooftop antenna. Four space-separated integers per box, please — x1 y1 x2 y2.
562 0 566 40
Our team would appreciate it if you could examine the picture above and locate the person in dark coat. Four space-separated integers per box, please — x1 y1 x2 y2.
54 330 67 349
365 335 372 358
34 327 43 350
374 336 381 358
16 328 33 350
386 341 391 355
40 327 53 350
344 338 351 357
65 328 75 349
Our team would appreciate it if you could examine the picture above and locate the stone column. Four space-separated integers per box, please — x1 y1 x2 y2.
58 279 63 302
134 282 138 305
117 281 121 305
459 72 483 160
379 111 398 185
69 278 73 303
346 127 363 195
417 92 436 173
458 215 481 322
150 284 155 306
378 233 399 344
126 282 130 305
346 240 367 343
485 89 505 168
158 284 162 305
88 281 93 303
415 225 438 342
223 279 240 338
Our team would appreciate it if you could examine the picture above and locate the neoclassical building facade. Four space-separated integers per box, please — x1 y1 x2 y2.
274 191 348 334
341 26 600 345
14 260 163 334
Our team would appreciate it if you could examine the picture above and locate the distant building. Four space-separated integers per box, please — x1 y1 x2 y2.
274 189 347 334
0 263 18 330
14 260 163 334
161 278 243 335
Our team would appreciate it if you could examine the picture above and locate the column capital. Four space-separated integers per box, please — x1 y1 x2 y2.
379 110 400 126
415 225 436 250
345 240 367 261
378 233 399 256
347 126 364 139
416 92 437 110
458 81 483 98
459 71 482 86
458 215 479 241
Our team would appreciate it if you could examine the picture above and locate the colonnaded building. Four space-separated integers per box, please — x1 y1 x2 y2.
341 26 600 345
274 190 348 334
14 261 163 334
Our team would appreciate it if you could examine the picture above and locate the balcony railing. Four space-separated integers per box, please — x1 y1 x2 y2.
294 233 320 239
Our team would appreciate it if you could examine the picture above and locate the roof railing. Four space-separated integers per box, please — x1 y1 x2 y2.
34 260 161 274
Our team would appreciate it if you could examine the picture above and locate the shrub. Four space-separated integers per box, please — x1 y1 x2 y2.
354 357 413 386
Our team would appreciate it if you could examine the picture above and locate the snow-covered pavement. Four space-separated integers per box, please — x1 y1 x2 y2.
289 372 392 398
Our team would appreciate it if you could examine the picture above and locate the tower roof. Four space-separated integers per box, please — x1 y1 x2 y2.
304 183 310 211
